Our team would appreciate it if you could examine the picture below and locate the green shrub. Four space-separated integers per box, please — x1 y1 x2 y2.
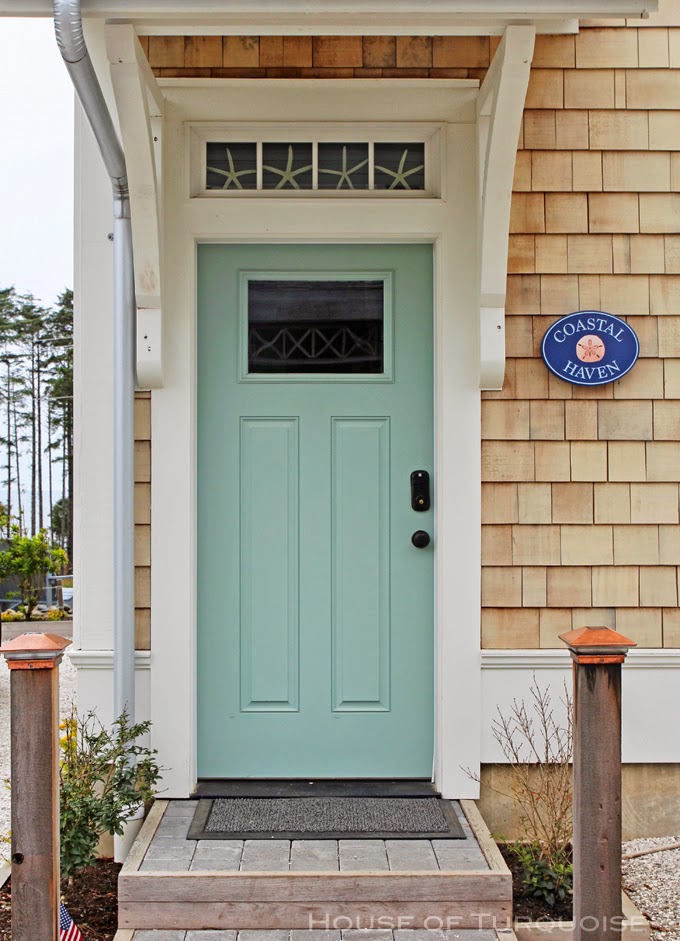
59 708 162 879
0 523 68 619
512 840 573 909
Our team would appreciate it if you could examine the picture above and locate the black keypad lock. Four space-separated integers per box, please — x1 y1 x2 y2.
410 470 430 512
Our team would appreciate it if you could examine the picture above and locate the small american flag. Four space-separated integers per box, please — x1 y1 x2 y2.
59 902 82 941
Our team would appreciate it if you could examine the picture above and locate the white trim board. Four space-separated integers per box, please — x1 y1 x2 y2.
68 650 152 669
119 17 581 36
107 24 165 389
74 652 152 739
482 648 680 670
1 1 656 31
477 25 534 390
481 649 680 764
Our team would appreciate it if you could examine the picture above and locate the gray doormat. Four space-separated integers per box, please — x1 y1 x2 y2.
188 797 465 840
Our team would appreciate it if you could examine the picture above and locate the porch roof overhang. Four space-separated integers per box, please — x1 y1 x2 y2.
7 0 656 390
0 0 656 34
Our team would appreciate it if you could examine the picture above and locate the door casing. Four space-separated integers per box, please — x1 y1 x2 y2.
149 81 482 798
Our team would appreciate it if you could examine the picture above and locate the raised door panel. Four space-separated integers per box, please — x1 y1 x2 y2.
331 417 390 712
239 417 300 712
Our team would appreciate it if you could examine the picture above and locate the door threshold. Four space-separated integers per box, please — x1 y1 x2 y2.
193 779 439 798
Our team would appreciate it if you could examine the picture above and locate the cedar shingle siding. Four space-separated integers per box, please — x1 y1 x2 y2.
487 18 680 649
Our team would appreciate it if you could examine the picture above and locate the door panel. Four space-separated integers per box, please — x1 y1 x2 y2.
331 417 391 712
198 243 434 778
239 417 299 712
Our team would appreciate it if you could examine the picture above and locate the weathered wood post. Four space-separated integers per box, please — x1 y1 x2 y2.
559 626 636 941
0 633 71 941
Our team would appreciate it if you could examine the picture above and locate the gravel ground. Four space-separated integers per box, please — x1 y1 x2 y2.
623 837 680 941
0 653 76 845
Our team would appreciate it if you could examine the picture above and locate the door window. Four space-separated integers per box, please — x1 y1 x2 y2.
241 273 393 381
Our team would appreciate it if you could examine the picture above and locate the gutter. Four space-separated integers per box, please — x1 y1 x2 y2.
53 1 136 728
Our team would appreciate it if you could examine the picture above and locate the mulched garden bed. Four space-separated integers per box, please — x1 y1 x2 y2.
499 843 573 922
0 858 121 941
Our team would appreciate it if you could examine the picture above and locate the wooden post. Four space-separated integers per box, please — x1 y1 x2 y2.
559 626 636 941
0 632 71 941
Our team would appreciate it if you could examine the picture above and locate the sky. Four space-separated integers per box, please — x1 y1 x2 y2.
0 18 73 519
0 18 74 308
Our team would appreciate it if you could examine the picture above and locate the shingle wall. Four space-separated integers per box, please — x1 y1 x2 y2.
140 6 680 651
485 15 680 649
139 34 493 77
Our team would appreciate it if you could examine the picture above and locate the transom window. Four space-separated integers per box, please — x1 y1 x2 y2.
190 125 440 197
207 141 425 192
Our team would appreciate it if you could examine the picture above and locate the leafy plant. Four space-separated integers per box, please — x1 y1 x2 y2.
0 608 25 622
0 521 68 618
59 708 162 879
512 840 573 909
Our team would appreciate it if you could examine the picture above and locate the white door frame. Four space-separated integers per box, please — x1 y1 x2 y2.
149 80 482 797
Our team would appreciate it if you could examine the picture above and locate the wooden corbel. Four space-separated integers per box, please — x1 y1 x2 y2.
477 24 535 390
106 23 164 389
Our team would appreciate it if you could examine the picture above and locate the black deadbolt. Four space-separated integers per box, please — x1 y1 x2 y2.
411 530 431 549
410 470 430 511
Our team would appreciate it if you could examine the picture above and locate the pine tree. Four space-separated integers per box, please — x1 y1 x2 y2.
0 287 73 562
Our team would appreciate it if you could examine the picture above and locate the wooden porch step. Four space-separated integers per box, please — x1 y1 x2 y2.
119 931 501 940
118 801 512 932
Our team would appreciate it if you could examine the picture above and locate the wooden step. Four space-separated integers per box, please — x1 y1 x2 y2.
118 800 512 932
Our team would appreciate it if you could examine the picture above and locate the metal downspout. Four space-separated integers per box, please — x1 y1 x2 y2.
53 0 136 727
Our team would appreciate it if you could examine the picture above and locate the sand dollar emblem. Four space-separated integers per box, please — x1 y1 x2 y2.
576 334 605 363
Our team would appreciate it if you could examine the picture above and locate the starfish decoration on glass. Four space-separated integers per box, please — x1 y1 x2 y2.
207 146 257 190
263 145 313 190
375 148 425 190
319 146 369 190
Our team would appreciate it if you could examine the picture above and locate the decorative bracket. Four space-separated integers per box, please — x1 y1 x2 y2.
477 24 535 390
106 23 164 389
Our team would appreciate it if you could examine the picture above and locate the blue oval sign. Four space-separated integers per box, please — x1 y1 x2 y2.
541 311 639 387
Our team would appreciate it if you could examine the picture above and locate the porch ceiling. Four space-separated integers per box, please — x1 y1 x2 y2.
2 0 657 34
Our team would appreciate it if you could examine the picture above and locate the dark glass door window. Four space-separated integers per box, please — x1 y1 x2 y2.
247 279 385 374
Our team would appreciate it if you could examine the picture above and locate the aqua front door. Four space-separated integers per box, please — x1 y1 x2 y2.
197 243 434 778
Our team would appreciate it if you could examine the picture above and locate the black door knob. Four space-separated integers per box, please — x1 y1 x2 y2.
411 530 430 549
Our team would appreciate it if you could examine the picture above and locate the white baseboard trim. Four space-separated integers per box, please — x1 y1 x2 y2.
482 648 680 670
481 649 680 763
68 649 152 670
69 648 680 671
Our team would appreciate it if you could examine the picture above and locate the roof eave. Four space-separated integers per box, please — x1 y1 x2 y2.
0 0 657 34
